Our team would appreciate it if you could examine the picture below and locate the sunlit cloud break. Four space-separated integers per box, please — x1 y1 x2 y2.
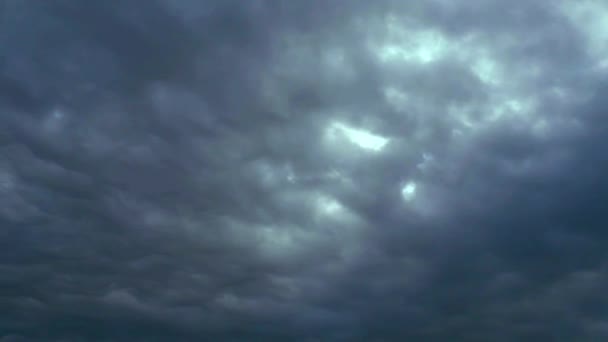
326 121 389 152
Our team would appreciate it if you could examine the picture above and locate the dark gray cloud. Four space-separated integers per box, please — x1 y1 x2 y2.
2 0 608 340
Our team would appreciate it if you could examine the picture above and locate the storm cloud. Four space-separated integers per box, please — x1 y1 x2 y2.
2 0 608 340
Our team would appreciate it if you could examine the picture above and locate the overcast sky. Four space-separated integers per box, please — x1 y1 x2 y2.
2 1 608 341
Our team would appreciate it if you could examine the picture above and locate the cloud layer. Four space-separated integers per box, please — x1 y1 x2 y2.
2 1 608 340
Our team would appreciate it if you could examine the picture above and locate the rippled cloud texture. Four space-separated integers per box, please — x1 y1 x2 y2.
2 1 608 340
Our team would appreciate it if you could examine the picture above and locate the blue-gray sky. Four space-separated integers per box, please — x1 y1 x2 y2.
2 1 608 341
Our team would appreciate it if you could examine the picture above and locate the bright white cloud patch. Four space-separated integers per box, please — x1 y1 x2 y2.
326 121 389 152
315 194 344 216
314 193 361 226
561 0 608 67
401 181 417 202
373 16 449 65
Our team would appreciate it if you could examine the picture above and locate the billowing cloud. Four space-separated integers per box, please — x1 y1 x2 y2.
2 1 608 340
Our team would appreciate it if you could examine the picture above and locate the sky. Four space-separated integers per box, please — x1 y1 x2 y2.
1 1 608 341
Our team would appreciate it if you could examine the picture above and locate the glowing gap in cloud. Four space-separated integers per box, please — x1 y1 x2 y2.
314 193 360 225
327 122 389 152
401 181 417 202
561 0 608 66
316 194 344 216
372 16 449 65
